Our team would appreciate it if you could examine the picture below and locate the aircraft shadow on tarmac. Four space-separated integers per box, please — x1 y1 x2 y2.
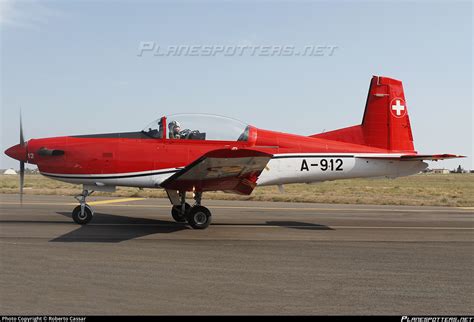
212 221 332 230
49 213 332 243
51 212 189 243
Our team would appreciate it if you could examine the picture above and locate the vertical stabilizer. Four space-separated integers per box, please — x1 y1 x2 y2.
310 76 415 152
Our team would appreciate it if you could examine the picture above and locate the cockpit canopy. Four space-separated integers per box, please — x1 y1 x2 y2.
142 113 251 142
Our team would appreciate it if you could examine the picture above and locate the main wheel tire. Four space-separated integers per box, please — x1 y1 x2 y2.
186 206 212 229
171 203 191 223
72 204 94 225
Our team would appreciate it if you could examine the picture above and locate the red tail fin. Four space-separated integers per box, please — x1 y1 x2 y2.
311 76 415 152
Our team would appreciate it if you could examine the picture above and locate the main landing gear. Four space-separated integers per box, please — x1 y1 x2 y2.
170 191 212 229
72 189 94 225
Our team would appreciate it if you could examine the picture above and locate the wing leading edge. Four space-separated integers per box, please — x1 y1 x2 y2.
160 149 272 195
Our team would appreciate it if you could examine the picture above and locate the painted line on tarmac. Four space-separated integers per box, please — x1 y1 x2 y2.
87 198 145 206
1 220 471 230
0 198 468 213
0 202 472 213
330 226 473 230
41 223 471 230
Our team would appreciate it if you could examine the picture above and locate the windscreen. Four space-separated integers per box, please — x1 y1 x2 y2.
165 114 249 141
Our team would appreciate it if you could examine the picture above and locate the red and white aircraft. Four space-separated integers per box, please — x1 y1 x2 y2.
5 76 463 229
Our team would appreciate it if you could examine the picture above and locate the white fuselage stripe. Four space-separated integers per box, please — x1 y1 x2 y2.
39 153 427 189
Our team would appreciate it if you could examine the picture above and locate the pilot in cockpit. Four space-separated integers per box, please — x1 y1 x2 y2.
168 120 182 139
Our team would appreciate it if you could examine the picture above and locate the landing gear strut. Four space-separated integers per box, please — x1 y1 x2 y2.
169 190 212 229
171 192 191 222
72 189 94 225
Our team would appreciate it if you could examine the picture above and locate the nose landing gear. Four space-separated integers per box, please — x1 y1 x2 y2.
72 189 94 225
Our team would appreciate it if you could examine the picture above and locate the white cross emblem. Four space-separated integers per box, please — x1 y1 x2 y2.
391 99 405 117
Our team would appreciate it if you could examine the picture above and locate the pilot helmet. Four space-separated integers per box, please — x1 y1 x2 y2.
168 120 181 133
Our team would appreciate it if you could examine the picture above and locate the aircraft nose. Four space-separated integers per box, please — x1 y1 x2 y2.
5 144 27 162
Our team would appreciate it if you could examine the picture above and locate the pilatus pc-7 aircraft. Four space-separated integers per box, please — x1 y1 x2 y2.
5 76 463 229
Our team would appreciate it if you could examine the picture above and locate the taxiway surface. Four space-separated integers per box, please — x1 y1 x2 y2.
0 194 472 314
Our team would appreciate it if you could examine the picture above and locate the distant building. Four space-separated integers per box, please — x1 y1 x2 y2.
432 168 450 174
3 168 17 175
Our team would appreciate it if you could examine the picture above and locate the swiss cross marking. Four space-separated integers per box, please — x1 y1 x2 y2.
390 98 407 118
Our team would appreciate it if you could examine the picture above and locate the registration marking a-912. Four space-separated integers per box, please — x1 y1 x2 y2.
300 159 344 172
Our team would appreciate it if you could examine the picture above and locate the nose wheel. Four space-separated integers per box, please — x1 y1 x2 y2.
72 204 94 225
72 189 94 225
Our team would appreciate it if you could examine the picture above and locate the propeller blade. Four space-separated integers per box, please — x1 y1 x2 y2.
19 109 26 205
20 110 25 146
20 161 25 205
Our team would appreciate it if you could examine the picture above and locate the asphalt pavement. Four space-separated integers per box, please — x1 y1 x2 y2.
0 194 472 315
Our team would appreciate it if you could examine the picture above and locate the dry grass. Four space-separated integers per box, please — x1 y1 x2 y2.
0 173 473 207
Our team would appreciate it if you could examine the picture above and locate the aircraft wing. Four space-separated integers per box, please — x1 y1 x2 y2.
356 154 465 161
160 149 272 195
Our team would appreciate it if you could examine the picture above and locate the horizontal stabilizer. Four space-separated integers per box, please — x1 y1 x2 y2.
356 154 465 161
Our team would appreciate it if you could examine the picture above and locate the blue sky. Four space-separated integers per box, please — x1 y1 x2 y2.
1 0 472 170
